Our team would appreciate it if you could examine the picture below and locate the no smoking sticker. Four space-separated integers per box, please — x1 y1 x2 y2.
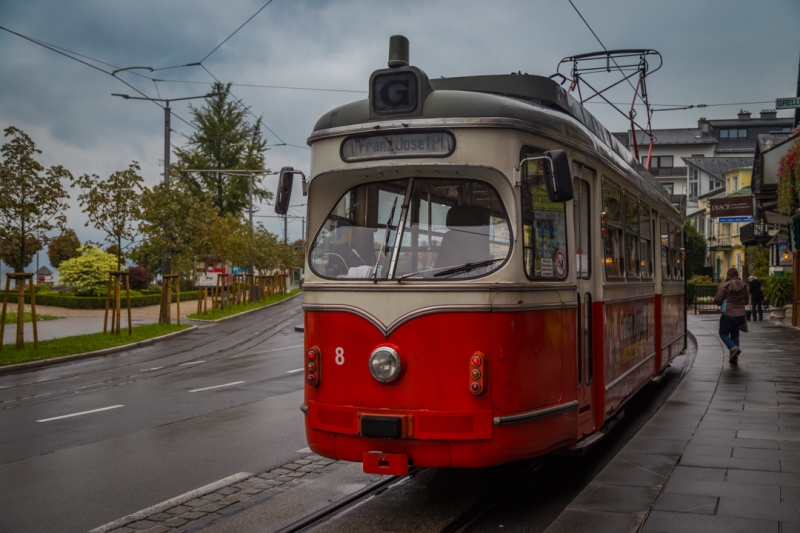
555 251 566 278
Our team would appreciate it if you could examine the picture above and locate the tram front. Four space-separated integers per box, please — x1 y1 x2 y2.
287 37 579 474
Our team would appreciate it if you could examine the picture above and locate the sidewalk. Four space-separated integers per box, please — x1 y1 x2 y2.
2 316 158 344
546 314 800 532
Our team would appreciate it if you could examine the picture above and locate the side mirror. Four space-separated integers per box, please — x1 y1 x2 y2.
542 150 574 202
275 166 294 215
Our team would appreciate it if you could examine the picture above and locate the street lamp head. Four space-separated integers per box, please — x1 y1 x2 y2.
111 93 130 99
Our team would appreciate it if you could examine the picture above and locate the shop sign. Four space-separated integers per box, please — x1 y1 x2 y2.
710 197 752 219
776 97 800 110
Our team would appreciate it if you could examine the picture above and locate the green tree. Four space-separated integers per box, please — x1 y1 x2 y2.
58 246 119 295
47 228 81 269
174 82 273 216
0 127 71 272
72 162 144 270
683 220 707 280
744 245 769 279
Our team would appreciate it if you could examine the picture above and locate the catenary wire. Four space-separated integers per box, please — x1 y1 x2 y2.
153 78 367 94
200 0 276 63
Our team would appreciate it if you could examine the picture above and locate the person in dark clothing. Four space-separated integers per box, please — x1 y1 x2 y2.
747 275 765 322
713 267 749 364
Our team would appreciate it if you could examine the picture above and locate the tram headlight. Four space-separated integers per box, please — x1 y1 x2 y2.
369 347 402 383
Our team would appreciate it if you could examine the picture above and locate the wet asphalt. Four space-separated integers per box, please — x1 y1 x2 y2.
0 296 307 533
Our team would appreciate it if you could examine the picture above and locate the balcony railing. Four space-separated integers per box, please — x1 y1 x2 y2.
708 234 732 247
740 222 771 245
649 167 688 177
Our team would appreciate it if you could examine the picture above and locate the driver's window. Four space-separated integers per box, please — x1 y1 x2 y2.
521 146 569 281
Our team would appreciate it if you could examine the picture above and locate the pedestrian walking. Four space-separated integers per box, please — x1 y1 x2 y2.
747 275 765 322
714 267 750 364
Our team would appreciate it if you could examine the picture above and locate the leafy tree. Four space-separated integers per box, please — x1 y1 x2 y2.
58 246 119 295
72 162 144 270
0 127 71 272
174 82 273 216
745 245 769 279
683 220 707 280
47 228 82 269
127 265 155 290
105 244 125 266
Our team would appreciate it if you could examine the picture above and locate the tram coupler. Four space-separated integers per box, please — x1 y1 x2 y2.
363 451 409 476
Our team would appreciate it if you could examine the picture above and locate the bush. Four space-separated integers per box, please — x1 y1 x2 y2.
128 265 155 290
58 246 120 295
690 275 713 284
763 275 793 308
4 291 198 309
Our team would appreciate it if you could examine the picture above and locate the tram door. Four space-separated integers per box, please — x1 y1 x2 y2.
573 168 596 438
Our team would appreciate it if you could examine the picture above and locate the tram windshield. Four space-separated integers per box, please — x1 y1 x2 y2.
310 178 511 280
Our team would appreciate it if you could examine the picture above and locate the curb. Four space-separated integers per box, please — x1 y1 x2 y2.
186 291 302 324
0 325 196 376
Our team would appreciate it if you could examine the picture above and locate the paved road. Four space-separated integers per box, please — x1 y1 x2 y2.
0 295 307 533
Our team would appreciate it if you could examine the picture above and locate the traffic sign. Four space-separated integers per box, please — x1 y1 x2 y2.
776 97 800 110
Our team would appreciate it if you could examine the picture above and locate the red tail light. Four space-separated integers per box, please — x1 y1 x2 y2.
470 351 485 395
306 346 321 387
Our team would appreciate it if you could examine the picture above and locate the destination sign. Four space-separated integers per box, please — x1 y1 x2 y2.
372 71 418 114
341 131 455 162
776 97 800 110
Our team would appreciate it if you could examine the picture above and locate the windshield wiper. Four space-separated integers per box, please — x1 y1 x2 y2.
432 258 504 278
372 197 398 282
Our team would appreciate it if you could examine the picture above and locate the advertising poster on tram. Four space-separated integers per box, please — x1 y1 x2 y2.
604 298 655 385
524 182 568 279
662 293 685 347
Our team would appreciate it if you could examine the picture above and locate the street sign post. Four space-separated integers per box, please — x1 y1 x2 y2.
776 97 800 110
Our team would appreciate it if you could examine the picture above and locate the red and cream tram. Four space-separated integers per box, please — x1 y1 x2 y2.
276 36 686 475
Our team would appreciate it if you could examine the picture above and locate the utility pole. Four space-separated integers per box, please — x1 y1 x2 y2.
284 215 288 245
112 91 223 278
795 47 800 129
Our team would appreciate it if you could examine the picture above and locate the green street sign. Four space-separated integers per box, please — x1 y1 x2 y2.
776 97 800 110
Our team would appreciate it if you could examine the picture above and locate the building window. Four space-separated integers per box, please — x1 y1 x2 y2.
719 128 747 139
643 156 674 168
688 168 699 203
662 183 674 195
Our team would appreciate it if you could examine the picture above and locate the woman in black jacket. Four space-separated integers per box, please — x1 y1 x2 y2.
747 275 765 322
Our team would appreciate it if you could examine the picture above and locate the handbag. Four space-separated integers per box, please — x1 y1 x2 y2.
741 320 748 333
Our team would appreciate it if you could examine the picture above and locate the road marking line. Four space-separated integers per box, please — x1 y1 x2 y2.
37 405 124 423
286 368 304 374
189 381 245 393
141 367 163 371
180 361 205 365
231 343 304 359
297 447 312 453
88 471 252 533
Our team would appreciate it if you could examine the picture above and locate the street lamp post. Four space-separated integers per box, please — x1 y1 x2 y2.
112 91 223 278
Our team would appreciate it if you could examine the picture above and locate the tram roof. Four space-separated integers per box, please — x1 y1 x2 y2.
311 72 675 214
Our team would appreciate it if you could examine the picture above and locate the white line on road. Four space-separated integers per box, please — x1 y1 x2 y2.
89 471 253 533
37 405 124 423
286 368 304 374
297 447 312 453
180 361 205 366
188 381 245 393
141 367 163 372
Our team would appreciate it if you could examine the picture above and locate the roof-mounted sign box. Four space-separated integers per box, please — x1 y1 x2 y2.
776 97 800 110
710 197 753 219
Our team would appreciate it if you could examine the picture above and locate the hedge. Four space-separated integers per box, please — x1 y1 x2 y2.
2 291 198 310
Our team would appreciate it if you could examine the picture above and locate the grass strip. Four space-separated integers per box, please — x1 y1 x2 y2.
187 288 301 321
0 323 191 367
3 312 59 324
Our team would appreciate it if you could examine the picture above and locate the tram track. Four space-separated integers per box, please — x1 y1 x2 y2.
0 296 303 406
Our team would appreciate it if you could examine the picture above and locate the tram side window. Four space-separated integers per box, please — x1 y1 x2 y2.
668 221 678 280
660 216 670 280
602 179 624 279
624 192 640 279
521 147 568 281
573 178 591 279
674 226 684 280
639 204 653 279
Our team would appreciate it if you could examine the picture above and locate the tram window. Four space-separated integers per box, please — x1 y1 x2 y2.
573 179 591 279
660 216 670 280
309 177 511 280
624 193 640 279
521 147 568 281
675 227 684 280
639 204 653 279
602 179 624 279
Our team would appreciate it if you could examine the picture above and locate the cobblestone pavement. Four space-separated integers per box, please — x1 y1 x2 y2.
546 316 800 533
99 454 341 533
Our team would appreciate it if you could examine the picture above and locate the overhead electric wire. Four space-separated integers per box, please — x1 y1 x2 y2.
152 78 367 94
200 0 275 63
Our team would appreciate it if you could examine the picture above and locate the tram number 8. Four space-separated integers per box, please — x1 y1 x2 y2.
335 347 345 366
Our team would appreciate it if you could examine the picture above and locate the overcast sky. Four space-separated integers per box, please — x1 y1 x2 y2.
1 0 798 274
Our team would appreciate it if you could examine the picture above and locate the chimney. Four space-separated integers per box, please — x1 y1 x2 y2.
698 117 710 133
738 109 751 120
760 109 777 120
